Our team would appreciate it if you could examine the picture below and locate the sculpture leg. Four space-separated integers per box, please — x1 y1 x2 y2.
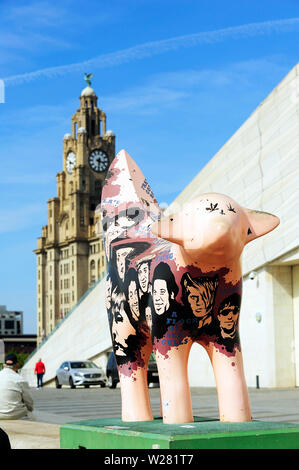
205 342 252 422
119 343 154 422
155 340 193 424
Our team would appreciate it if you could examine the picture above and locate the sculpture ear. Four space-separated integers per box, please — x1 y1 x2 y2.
244 209 280 244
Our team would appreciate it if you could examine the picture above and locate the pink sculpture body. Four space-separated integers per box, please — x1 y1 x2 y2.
100 149 280 424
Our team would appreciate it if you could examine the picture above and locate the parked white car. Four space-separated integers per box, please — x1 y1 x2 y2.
55 360 107 388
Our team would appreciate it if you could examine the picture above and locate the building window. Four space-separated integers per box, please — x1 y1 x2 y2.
95 180 101 193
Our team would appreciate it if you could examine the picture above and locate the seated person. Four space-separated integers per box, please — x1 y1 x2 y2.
0 354 34 420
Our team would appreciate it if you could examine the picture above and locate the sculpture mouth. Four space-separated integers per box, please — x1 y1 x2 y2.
154 303 165 314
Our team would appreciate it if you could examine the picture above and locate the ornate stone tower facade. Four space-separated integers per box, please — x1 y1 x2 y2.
35 81 115 345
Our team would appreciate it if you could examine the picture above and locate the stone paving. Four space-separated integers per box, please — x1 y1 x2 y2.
1 386 299 449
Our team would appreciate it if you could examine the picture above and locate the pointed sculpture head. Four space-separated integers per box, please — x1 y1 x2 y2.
151 193 280 263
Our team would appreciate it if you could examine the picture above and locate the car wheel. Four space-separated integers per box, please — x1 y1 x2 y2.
55 377 61 389
69 377 76 389
108 375 116 389
100 383 106 388
84 385 90 388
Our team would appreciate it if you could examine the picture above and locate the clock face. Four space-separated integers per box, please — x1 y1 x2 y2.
88 149 109 173
66 151 76 174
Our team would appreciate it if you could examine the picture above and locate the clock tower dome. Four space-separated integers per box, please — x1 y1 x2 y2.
35 77 115 344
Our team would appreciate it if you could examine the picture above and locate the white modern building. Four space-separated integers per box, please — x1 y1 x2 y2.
21 62 299 389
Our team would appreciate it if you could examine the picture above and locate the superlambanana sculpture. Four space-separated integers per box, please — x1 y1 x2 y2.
100 149 280 424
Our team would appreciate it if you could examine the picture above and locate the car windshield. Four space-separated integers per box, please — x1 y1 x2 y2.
70 361 98 369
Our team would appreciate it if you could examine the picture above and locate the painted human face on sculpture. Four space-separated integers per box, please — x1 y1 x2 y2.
181 273 218 320
137 262 150 293
116 247 133 281
128 280 140 322
111 292 136 357
105 276 112 311
186 285 207 318
103 207 145 252
145 307 152 330
153 279 170 315
217 295 240 339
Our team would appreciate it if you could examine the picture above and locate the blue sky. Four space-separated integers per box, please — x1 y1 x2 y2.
1 0 299 334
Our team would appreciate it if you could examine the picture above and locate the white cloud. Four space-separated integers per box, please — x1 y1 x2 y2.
0 203 45 233
101 56 289 115
0 174 54 185
4 2 68 27
3 17 299 86
0 102 72 128
103 85 188 114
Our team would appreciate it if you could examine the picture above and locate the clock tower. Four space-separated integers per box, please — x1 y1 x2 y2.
35 78 115 344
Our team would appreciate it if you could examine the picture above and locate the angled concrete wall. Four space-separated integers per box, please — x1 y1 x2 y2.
168 63 299 276
185 63 299 387
21 277 111 387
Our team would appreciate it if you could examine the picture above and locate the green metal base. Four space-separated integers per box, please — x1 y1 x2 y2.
60 416 299 449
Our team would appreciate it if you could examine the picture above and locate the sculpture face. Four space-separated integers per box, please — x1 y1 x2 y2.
116 247 133 282
111 291 137 358
153 279 170 315
100 149 280 424
137 262 150 293
186 285 207 318
128 280 140 321
217 294 240 340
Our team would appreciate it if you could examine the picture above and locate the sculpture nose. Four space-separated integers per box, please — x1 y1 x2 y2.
150 217 184 246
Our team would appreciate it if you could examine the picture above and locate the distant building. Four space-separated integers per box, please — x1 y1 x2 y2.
0 305 23 336
34 81 115 345
0 335 37 359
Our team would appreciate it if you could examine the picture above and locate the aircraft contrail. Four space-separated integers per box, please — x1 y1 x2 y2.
3 17 299 86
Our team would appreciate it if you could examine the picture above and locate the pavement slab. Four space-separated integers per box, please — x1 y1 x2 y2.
0 419 60 449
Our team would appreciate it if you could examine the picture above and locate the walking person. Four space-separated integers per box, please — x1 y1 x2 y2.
34 358 46 389
0 353 34 420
